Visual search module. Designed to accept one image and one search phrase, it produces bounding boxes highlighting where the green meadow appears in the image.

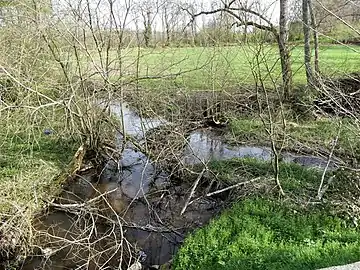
[89,44,360,90]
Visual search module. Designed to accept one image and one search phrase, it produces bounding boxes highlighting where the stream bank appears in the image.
[20,100,349,269]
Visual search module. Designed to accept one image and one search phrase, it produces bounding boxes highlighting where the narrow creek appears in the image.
[108,101,339,201]
[23,101,340,270]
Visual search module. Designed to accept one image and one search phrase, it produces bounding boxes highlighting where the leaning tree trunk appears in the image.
[279,0,293,100]
[302,0,313,86]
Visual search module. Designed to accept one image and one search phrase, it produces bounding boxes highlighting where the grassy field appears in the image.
[89,44,360,90]
[174,159,360,270]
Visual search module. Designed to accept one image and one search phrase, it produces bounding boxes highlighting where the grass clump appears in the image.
[0,131,77,210]
[174,198,360,270]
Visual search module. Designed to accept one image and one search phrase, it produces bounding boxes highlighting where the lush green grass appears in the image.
[227,117,360,160]
[175,158,360,270]
[96,44,360,90]
[174,198,360,270]
[0,111,79,266]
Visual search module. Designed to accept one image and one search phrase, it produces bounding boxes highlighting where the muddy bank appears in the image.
[22,162,222,269]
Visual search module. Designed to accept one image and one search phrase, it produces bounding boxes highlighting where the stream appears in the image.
[107,101,338,199]
[23,101,340,270]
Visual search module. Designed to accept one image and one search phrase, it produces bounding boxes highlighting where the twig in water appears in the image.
[180,168,206,216]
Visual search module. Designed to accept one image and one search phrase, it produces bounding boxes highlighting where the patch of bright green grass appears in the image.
[174,198,360,270]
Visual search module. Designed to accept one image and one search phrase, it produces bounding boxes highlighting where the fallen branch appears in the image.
[180,168,206,216]
[317,128,340,200]
[46,187,119,210]
[317,175,336,201]
[206,177,261,197]
[124,223,184,237]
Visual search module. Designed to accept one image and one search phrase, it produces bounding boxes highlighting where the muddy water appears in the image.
[23,101,341,269]
[105,101,170,199]
[23,168,219,269]
[183,130,273,164]
[122,185,219,267]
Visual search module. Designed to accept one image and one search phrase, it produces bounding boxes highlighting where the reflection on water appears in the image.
[101,147,167,199]
[108,102,167,140]
[105,101,338,199]
[183,130,272,164]
[184,130,338,170]
[102,102,169,198]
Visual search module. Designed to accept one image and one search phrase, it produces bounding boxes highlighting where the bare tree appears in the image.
[162,1,172,45]
[141,6,152,47]
[238,0,256,43]
[309,0,320,76]
[159,0,182,45]
[303,0,313,86]
[279,0,292,99]
[184,0,293,99]
[138,0,160,47]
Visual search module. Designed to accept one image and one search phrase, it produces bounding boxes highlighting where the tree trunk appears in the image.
[308,0,320,77]
[279,0,292,99]
[244,24,248,43]
[302,0,313,86]
[164,6,171,45]
[143,10,152,47]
